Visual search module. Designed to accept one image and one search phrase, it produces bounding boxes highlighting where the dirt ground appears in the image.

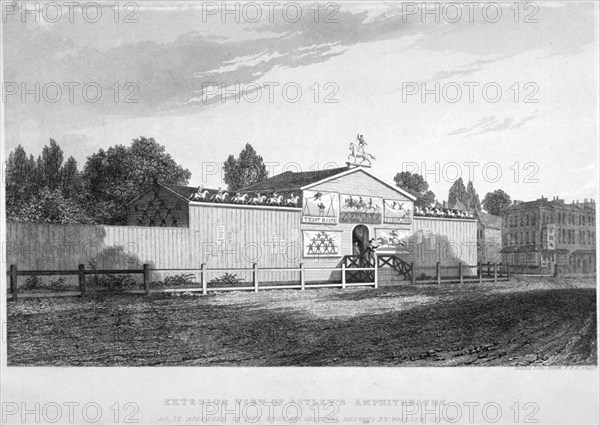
[6,276,597,366]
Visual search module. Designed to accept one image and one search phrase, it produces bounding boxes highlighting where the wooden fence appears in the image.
[6,263,377,301]
[412,261,511,285]
[6,261,552,301]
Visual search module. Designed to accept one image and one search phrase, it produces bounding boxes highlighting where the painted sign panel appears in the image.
[339,194,382,224]
[303,230,342,257]
[375,228,411,250]
[302,190,339,224]
[383,199,413,224]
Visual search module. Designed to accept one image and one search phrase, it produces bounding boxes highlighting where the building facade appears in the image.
[449,200,503,263]
[475,211,502,263]
[501,196,596,273]
[120,164,477,282]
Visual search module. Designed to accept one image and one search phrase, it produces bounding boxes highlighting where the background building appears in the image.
[475,211,503,264]
[449,200,503,264]
[501,196,596,273]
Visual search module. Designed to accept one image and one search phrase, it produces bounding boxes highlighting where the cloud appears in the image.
[448,112,539,136]
[428,56,506,81]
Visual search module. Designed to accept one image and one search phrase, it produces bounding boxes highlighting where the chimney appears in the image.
[443,201,448,209]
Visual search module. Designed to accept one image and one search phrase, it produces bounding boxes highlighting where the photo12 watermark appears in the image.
[401,2,539,24]
[2,1,140,24]
[2,81,139,104]
[401,82,539,104]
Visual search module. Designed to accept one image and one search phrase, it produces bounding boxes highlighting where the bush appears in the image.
[151,273,197,289]
[209,273,245,287]
[20,276,72,292]
[92,274,138,291]
[21,275,42,292]
[47,277,71,291]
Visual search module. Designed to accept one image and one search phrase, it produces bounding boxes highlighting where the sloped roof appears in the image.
[163,184,201,200]
[477,211,503,229]
[241,166,350,191]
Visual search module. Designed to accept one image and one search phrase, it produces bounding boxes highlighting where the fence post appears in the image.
[300,263,305,291]
[10,265,18,302]
[506,263,510,280]
[553,263,558,277]
[411,262,416,285]
[253,263,258,292]
[493,262,498,283]
[143,264,150,296]
[487,261,491,277]
[341,264,346,289]
[78,264,86,297]
[201,263,207,295]
[373,259,378,289]
[458,262,463,284]
[478,262,482,284]
[436,262,441,285]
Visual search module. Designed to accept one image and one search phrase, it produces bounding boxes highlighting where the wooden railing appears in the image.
[6,262,378,301]
[413,262,511,284]
[377,255,413,280]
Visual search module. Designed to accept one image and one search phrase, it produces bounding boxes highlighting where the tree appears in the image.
[82,136,191,224]
[393,171,436,209]
[448,177,467,208]
[466,180,481,211]
[60,156,84,200]
[6,145,37,210]
[10,187,91,224]
[6,142,91,223]
[482,189,511,216]
[223,143,269,191]
[39,139,64,191]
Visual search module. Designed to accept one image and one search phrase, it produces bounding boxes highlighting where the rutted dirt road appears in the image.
[7,276,597,366]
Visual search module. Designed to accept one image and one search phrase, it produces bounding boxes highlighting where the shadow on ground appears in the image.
[7,283,597,366]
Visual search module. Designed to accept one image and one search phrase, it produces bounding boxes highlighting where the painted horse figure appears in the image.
[190,187,209,201]
[212,189,229,203]
[348,141,376,166]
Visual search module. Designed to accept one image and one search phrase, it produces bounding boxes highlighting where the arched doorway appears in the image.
[352,224,369,258]
[352,224,373,272]
[349,225,371,283]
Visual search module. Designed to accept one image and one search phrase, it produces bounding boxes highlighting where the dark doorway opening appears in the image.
[350,225,373,282]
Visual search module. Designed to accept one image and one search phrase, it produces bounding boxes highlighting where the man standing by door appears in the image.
[366,238,380,266]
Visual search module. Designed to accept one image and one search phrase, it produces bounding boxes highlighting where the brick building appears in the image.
[501,196,596,273]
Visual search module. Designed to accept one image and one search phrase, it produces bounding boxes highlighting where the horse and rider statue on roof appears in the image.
[348,133,376,166]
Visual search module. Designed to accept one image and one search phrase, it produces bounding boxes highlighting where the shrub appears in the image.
[151,273,197,288]
[21,275,42,292]
[209,273,245,287]
[20,276,72,292]
[93,274,138,291]
[47,277,71,291]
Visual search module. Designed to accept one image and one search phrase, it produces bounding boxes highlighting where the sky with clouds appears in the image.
[3,1,598,203]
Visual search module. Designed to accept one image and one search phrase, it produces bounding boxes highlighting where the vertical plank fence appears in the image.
[10,265,18,301]
[78,264,86,297]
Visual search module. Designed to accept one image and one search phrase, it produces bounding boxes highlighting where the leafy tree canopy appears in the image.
[482,189,512,216]
[223,143,268,191]
[393,171,436,209]
[82,136,191,223]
